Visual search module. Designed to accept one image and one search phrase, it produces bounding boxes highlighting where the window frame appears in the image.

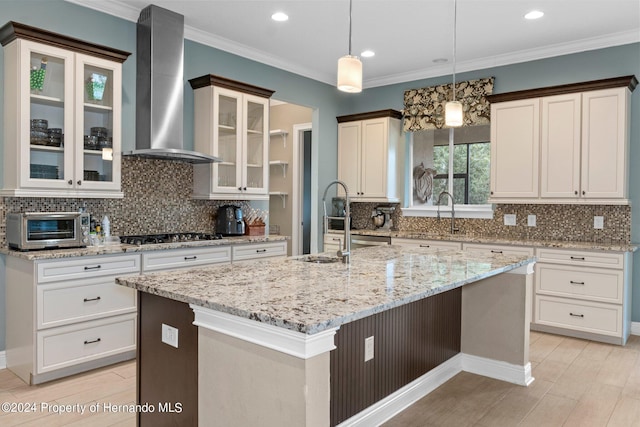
[402,128,494,219]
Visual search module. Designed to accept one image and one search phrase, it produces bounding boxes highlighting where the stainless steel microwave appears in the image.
[7,212,90,250]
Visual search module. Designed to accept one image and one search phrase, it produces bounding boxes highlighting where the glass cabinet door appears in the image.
[243,95,269,194]
[75,54,121,190]
[23,41,74,189]
[213,89,242,193]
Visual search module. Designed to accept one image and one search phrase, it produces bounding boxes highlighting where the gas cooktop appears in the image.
[119,232,224,245]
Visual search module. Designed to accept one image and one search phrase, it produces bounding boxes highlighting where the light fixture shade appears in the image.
[337,55,362,93]
[445,100,463,127]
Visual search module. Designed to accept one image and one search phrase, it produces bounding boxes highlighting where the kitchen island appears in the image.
[116,245,535,426]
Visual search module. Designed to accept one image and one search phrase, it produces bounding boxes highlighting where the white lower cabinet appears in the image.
[6,253,140,384]
[462,242,535,258]
[142,245,231,272]
[37,313,136,374]
[392,237,462,251]
[232,240,287,263]
[531,248,632,345]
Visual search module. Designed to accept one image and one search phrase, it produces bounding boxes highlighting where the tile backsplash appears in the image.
[352,202,631,244]
[1,158,250,245]
[1,158,632,246]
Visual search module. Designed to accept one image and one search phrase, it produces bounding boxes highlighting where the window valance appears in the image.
[402,77,494,132]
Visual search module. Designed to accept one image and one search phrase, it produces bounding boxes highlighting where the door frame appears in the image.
[292,122,312,256]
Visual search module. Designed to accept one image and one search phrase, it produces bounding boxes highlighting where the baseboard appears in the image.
[632,321,640,336]
[461,353,534,386]
[337,354,463,426]
[0,351,6,370]
[337,352,533,426]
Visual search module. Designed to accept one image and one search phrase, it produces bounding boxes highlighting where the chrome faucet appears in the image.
[437,191,459,234]
[322,180,351,263]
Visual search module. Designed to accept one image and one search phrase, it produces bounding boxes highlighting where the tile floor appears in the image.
[0,331,638,426]
[383,331,640,427]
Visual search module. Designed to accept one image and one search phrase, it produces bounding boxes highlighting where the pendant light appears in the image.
[337,0,362,93]
[445,0,463,127]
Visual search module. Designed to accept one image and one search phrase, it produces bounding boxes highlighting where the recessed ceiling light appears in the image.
[524,10,544,20]
[271,12,289,22]
[433,58,448,63]
[361,50,375,58]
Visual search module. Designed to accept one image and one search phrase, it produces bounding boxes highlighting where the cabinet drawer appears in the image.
[536,263,623,303]
[37,313,136,373]
[535,296,621,337]
[392,238,462,251]
[142,246,231,272]
[37,254,140,284]
[535,248,623,269]
[232,241,287,262]
[37,278,136,329]
[463,243,534,257]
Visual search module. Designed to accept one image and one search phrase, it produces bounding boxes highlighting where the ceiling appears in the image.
[67,0,640,89]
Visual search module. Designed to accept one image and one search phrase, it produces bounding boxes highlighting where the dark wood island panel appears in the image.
[137,292,198,426]
[330,288,462,426]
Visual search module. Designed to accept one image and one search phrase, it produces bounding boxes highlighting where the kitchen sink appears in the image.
[297,255,341,264]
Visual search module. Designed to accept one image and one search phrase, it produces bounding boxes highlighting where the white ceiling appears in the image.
[67,0,640,89]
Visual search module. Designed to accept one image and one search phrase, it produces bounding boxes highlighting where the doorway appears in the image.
[289,122,313,255]
[299,129,311,255]
[268,102,313,256]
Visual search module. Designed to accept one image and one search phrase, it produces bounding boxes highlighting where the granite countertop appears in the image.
[339,229,638,252]
[0,235,289,261]
[116,245,534,335]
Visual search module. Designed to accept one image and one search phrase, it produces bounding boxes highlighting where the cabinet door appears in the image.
[540,94,581,198]
[490,99,540,199]
[243,94,269,195]
[75,53,122,192]
[581,88,628,199]
[360,118,388,198]
[211,87,242,194]
[337,121,361,197]
[18,40,75,190]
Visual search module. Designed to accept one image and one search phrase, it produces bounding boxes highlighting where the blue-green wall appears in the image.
[0,1,639,352]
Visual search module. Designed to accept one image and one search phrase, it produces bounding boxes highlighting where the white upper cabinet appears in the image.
[581,88,629,199]
[490,98,540,199]
[0,22,130,198]
[190,74,274,200]
[337,110,403,202]
[488,76,635,204]
[540,93,582,199]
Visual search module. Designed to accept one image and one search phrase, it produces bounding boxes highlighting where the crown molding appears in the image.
[65,0,639,89]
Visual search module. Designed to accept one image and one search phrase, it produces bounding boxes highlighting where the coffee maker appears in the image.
[216,205,245,236]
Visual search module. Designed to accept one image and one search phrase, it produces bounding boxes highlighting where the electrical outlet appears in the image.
[364,336,374,362]
[594,216,604,230]
[528,215,536,227]
[162,323,179,348]
[504,214,516,226]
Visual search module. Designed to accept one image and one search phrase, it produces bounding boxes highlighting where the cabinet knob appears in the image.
[77,180,82,186]
[238,187,242,191]
[68,180,73,185]
[490,191,494,195]
[243,187,247,191]
[582,190,585,195]
[574,191,578,195]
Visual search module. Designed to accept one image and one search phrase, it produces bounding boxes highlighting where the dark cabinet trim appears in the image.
[487,75,637,103]
[0,21,131,63]
[337,109,403,123]
[188,74,275,98]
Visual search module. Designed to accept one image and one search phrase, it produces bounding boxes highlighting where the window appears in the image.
[404,125,493,218]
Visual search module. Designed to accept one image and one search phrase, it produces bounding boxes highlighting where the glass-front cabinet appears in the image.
[190,74,273,200]
[0,22,130,198]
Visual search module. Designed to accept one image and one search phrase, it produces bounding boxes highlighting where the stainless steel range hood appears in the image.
[125,4,220,164]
